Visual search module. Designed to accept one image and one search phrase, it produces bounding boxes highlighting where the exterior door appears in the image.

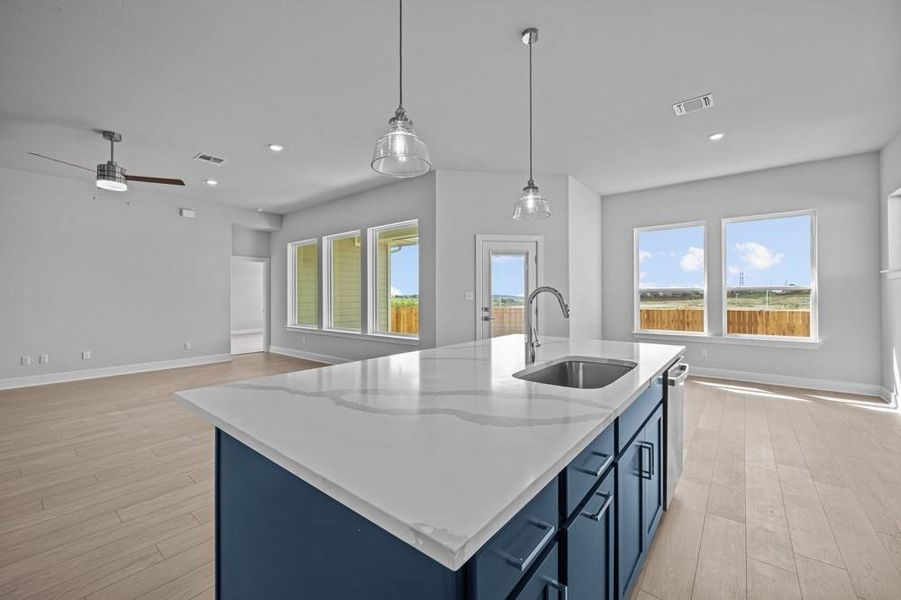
[477,240,538,340]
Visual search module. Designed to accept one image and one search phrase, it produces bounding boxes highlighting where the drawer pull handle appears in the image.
[499,518,556,572]
[638,442,654,480]
[544,577,568,599]
[580,491,613,522]
[574,450,612,478]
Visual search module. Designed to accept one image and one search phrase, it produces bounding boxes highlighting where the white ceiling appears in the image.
[1,0,899,214]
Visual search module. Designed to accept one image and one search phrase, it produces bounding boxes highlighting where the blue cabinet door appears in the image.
[642,406,664,545]
[566,468,615,599]
[511,544,566,599]
[617,437,645,600]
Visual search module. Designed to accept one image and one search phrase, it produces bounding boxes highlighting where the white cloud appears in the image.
[680,247,704,272]
[639,271,648,280]
[735,242,784,270]
[727,265,741,275]
[391,286,402,296]
[638,250,652,263]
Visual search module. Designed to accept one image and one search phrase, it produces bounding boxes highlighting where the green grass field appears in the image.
[640,288,811,310]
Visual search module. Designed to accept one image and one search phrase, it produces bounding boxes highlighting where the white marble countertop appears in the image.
[175,335,684,571]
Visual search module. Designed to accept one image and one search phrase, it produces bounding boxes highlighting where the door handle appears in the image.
[574,451,613,478]
[498,518,555,572]
[580,491,613,522]
[638,442,654,480]
[544,577,568,599]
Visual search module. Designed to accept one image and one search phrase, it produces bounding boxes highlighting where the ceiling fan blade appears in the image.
[125,175,186,186]
[28,152,95,173]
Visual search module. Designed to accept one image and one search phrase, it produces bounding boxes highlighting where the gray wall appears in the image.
[602,153,883,388]
[567,176,603,339]
[881,131,901,399]
[232,224,271,257]
[0,166,279,381]
[269,174,436,362]
[434,170,571,346]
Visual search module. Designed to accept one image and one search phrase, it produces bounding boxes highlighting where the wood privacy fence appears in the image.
[390,305,526,336]
[490,306,525,336]
[390,305,420,335]
[640,308,810,337]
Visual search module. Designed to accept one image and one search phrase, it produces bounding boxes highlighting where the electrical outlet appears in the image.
[700,348,708,359]
[464,291,474,301]
[20,355,31,366]
[300,336,306,344]
[39,354,49,364]
[184,342,191,351]
[82,350,91,360]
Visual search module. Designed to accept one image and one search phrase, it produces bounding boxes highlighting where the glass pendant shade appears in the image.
[371,110,431,178]
[513,183,550,221]
[96,161,128,192]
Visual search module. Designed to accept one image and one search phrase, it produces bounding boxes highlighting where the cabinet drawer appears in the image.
[562,424,614,520]
[469,480,559,600]
[511,543,564,599]
[617,378,664,453]
[564,468,615,600]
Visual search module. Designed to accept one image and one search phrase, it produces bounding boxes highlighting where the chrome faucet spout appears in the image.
[525,286,570,366]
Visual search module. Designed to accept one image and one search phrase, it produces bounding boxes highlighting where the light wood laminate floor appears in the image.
[1,359,899,599]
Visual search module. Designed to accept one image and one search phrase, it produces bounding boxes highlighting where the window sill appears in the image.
[631,330,822,349]
[285,326,421,346]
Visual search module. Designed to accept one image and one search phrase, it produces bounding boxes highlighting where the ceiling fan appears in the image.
[29,130,185,192]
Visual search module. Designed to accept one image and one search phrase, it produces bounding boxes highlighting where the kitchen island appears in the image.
[175,335,684,599]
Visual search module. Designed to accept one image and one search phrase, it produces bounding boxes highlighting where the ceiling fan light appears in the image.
[513,184,550,221]
[371,111,431,178]
[96,162,128,192]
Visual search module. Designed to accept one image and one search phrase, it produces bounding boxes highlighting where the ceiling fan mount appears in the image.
[29,130,185,192]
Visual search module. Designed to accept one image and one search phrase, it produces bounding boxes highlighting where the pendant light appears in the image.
[370,0,431,178]
[513,28,550,221]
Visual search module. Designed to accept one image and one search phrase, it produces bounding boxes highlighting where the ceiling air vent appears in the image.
[672,94,713,116]
[192,152,228,166]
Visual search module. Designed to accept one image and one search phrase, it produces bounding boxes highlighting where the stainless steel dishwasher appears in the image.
[666,360,690,508]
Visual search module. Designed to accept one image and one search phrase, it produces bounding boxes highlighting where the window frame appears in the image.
[286,238,319,330]
[321,229,363,333]
[633,220,709,335]
[367,219,420,340]
[721,209,818,341]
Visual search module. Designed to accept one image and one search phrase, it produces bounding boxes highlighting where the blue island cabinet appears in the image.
[215,371,671,600]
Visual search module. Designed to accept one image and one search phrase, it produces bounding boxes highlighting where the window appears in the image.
[635,223,706,333]
[369,220,419,337]
[723,212,816,339]
[287,239,318,328]
[324,231,362,332]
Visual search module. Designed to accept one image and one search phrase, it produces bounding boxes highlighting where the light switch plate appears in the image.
[82,350,91,360]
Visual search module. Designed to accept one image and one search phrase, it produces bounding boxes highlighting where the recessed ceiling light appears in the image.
[268,144,285,152]
[708,132,726,141]
[205,179,219,186]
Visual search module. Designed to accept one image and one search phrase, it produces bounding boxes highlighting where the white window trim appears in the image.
[721,209,818,342]
[286,238,319,329]
[633,221,709,335]
[367,219,420,340]
[322,229,363,333]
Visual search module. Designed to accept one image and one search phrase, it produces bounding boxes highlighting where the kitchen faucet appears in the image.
[525,286,570,366]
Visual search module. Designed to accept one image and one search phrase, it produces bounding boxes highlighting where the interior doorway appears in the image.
[230,256,269,354]
[475,235,542,340]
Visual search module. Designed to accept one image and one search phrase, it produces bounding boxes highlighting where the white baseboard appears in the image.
[269,345,348,365]
[0,354,232,391]
[690,366,893,403]
[230,329,264,336]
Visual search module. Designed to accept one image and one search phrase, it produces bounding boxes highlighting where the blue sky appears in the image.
[638,216,812,289]
[724,215,811,287]
[638,226,706,289]
[491,254,526,296]
[389,244,419,296]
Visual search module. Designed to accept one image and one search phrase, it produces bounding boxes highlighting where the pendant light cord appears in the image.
[398,0,403,110]
[528,35,533,185]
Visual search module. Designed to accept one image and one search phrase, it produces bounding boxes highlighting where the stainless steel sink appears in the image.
[513,356,637,389]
